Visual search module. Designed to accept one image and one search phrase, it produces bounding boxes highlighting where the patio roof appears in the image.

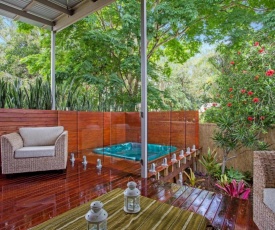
[0,0,115,32]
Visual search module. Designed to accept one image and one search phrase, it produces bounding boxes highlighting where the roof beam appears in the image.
[0,2,54,26]
[53,0,115,32]
[34,0,74,16]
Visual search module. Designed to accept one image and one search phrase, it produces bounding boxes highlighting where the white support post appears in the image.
[141,0,148,178]
[51,30,56,110]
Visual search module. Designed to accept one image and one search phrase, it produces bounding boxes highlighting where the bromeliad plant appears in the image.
[183,168,205,188]
[199,148,222,179]
[215,178,251,200]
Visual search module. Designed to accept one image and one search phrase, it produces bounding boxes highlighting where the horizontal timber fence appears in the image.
[0,109,199,164]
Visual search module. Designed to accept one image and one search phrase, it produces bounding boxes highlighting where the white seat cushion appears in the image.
[263,188,275,213]
[19,126,64,147]
[15,146,55,158]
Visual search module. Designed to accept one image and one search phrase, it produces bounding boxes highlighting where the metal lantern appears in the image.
[124,181,141,213]
[85,201,108,230]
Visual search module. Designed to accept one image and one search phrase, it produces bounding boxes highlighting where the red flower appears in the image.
[247,116,254,121]
[240,89,246,94]
[247,91,253,96]
[230,61,235,65]
[266,69,275,76]
[229,88,233,92]
[260,116,265,120]
[212,103,217,107]
[253,98,260,103]
[254,42,260,46]
[227,103,232,107]
[259,48,265,53]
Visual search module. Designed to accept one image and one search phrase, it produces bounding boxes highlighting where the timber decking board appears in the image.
[204,193,224,222]
[211,194,232,229]
[221,196,240,229]
[0,156,258,230]
[179,187,203,210]
[188,189,209,213]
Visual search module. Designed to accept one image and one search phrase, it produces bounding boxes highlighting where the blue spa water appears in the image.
[93,142,177,161]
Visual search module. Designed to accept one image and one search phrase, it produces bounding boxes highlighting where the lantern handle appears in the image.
[127,176,136,183]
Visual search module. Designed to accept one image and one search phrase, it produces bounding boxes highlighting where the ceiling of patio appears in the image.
[0,0,115,32]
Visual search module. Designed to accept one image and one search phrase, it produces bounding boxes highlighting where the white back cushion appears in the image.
[19,126,64,147]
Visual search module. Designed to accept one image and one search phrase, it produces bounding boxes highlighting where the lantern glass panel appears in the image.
[127,197,134,211]
[135,196,140,210]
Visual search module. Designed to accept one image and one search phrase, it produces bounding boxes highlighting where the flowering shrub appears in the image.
[203,36,275,173]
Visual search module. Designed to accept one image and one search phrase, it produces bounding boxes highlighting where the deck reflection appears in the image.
[0,157,258,230]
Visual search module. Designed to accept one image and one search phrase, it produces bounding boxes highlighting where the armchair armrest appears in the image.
[1,133,23,169]
[1,132,23,154]
[54,131,68,161]
[253,151,275,229]
[254,151,275,190]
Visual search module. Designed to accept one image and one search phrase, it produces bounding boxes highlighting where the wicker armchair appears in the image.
[253,151,275,230]
[1,127,68,174]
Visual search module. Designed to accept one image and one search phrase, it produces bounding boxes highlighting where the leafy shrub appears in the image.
[225,167,245,182]
[202,36,275,174]
[7,78,25,108]
[183,168,205,188]
[0,78,8,108]
[199,148,222,178]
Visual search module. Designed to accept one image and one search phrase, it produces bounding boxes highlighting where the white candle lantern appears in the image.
[192,145,196,151]
[85,201,108,230]
[124,181,141,213]
[179,150,184,157]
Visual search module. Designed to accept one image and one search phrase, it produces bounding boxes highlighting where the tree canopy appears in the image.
[0,0,275,111]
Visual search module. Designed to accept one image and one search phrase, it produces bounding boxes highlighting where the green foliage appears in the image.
[225,167,245,182]
[202,32,275,173]
[0,77,52,110]
[24,78,52,110]
[199,148,221,178]
[0,78,8,108]
[218,174,230,187]
[3,0,272,111]
[242,171,253,184]
[1,1,275,111]
[7,78,25,108]
[183,168,205,187]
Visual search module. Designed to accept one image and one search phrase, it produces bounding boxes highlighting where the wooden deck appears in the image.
[0,154,258,230]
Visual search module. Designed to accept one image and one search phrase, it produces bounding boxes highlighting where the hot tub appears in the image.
[93,142,177,161]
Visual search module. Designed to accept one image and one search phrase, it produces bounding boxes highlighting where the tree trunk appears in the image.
[221,149,228,174]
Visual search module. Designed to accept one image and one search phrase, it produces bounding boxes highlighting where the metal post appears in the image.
[141,0,147,178]
[51,30,56,110]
